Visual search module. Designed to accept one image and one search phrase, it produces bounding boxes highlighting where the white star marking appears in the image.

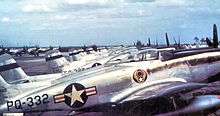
[65,85,84,106]
[138,77,145,82]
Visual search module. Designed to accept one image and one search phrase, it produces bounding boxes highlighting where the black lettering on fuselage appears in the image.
[7,101,13,111]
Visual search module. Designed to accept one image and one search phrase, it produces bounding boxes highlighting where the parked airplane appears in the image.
[45,47,138,73]
[45,45,220,75]
[1,49,220,115]
[0,53,63,84]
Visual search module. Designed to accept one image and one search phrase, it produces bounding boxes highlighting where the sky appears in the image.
[0,0,220,47]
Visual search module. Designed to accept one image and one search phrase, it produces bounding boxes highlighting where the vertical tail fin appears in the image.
[206,37,213,47]
[45,50,70,73]
[213,24,219,48]
[155,38,158,47]
[178,36,181,47]
[206,24,219,48]
[165,33,170,47]
[0,53,28,83]
[173,37,177,45]
[148,38,151,46]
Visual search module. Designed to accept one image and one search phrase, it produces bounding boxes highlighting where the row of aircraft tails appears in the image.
[0,24,220,115]
[1,24,219,57]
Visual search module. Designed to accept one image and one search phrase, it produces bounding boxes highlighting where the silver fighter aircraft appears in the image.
[0,53,63,84]
[1,50,220,116]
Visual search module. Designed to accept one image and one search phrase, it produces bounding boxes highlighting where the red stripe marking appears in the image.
[85,88,96,93]
[85,86,97,96]
[55,98,65,103]
[54,95,64,99]
[54,94,65,103]
[86,91,97,96]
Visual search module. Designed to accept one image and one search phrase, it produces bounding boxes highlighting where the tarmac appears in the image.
[15,56,51,76]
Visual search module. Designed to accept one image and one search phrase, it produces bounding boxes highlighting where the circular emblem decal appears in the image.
[133,69,148,83]
[63,83,88,108]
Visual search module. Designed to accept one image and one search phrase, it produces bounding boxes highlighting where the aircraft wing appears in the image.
[118,82,206,103]
[76,81,209,115]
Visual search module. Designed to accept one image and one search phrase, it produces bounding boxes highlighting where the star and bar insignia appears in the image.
[54,83,97,108]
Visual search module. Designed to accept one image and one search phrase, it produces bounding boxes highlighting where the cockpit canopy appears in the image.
[136,49,159,61]
[106,48,175,65]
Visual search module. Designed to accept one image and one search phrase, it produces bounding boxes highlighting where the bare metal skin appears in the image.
[1,51,220,115]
